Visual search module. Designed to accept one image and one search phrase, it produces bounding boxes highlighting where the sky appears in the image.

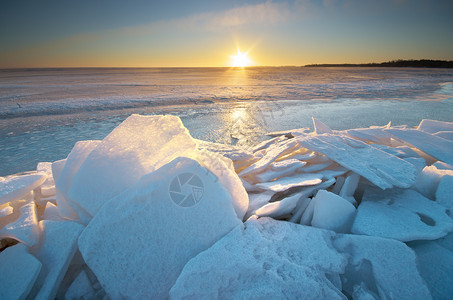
[1,0,452,68]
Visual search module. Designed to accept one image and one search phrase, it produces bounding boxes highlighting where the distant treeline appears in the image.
[305,59,453,68]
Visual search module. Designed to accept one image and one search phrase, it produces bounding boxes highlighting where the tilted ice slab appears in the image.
[386,128,453,165]
[334,234,431,300]
[170,217,347,299]
[28,220,84,300]
[79,157,241,299]
[0,243,42,300]
[255,173,323,192]
[239,139,298,177]
[0,173,47,206]
[352,188,453,242]
[68,114,198,221]
[56,140,101,221]
[417,119,453,134]
[296,134,418,189]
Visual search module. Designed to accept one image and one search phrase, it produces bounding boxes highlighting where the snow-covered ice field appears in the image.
[1,67,453,298]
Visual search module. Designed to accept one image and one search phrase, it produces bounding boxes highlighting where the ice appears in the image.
[310,190,356,233]
[55,140,101,220]
[409,238,453,299]
[433,130,453,140]
[255,173,323,192]
[51,159,67,183]
[299,178,338,225]
[0,173,47,206]
[196,139,258,172]
[0,243,42,300]
[252,135,287,152]
[170,217,347,299]
[255,192,301,218]
[194,150,249,220]
[0,205,13,218]
[299,161,333,173]
[37,162,56,197]
[436,175,453,215]
[43,202,65,221]
[64,270,96,300]
[433,161,453,170]
[339,172,360,205]
[413,165,453,199]
[0,201,39,246]
[334,234,431,299]
[28,220,84,300]
[245,191,275,219]
[386,128,453,165]
[417,119,453,134]
[239,139,298,177]
[253,159,306,183]
[78,157,241,299]
[296,134,418,189]
[352,188,453,241]
[266,127,311,137]
[345,128,393,145]
[313,117,333,134]
[68,114,198,221]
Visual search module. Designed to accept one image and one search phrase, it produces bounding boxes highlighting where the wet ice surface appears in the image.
[1,67,453,176]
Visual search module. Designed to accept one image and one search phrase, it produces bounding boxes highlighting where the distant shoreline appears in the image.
[304,59,453,68]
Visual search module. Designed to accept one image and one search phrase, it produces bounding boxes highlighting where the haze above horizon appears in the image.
[1,0,452,68]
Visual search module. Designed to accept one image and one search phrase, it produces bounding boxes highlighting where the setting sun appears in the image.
[231,49,252,68]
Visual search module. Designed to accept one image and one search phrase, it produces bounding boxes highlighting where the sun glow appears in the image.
[230,49,251,68]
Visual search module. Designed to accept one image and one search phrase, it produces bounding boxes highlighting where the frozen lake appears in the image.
[1,67,453,176]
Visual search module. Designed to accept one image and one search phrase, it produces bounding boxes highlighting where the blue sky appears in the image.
[1,0,452,67]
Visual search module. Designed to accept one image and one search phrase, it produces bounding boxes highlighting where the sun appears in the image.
[231,49,251,68]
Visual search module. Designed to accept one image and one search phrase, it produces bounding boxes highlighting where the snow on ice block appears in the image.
[0,243,42,300]
[68,114,198,221]
[386,128,453,165]
[78,157,241,299]
[296,134,418,189]
[413,165,453,199]
[436,175,453,215]
[334,234,431,300]
[0,173,47,206]
[170,217,347,299]
[28,220,84,300]
[0,201,39,246]
[255,173,323,192]
[417,119,453,134]
[311,190,356,233]
[55,140,101,220]
[409,239,453,299]
[352,188,453,242]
